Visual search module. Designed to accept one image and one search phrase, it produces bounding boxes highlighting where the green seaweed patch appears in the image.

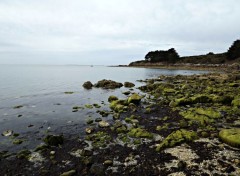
[127,93,142,105]
[17,150,31,159]
[85,131,112,148]
[64,91,74,94]
[85,104,94,109]
[232,98,240,107]
[13,139,24,145]
[156,129,198,152]
[219,128,240,148]
[108,95,118,102]
[128,128,153,139]
[13,105,24,109]
[156,124,169,131]
[180,108,221,125]
[109,100,128,112]
[72,106,84,110]
[93,104,101,108]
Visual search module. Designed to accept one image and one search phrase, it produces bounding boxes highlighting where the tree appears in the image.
[227,40,240,60]
[145,48,179,63]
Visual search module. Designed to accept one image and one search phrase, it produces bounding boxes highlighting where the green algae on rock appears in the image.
[108,95,119,102]
[127,93,142,104]
[156,129,198,152]
[128,128,153,139]
[94,79,123,89]
[219,128,240,148]
[124,81,135,88]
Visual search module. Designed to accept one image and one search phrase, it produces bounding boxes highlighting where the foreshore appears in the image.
[1,71,240,175]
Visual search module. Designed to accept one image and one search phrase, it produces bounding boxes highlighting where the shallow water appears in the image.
[0,65,208,151]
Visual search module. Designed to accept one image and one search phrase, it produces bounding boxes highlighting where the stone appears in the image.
[108,95,118,102]
[124,82,135,88]
[99,121,110,128]
[127,93,142,104]
[90,163,104,175]
[60,170,76,176]
[94,79,123,89]
[83,81,93,89]
[85,127,94,134]
[103,160,113,166]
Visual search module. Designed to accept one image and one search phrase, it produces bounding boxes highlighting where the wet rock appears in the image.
[95,117,102,122]
[17,150,31,159]
[85,127,94,134]
[85,104,93,109]
[13,105,23,109]
[90,163,104,175]
[60,170,76,176]
[2,130,13,137]
[122,91,131,95]
[86,119,94,124]
[43,135,64,146]
[124,82,135,88]
[109,100,128,112]
[94,79,123,89]
[83,81,93,89]
[108,95,118,102]
[99,121,110,128]
[104,160,113,166]
[127,93,141,104]
[13,139,23,145]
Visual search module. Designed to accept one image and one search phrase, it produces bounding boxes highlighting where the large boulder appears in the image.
[94,79,123,89]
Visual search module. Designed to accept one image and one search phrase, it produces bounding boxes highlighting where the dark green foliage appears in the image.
[145,48,180,63]
[227,40,240,60]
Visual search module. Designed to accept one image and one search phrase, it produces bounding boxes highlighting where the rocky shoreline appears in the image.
[1,72,240,175]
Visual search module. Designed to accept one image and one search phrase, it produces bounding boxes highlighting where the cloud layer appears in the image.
[0,0,239,64]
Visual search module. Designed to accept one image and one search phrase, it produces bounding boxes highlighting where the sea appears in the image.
[0,65,208,151]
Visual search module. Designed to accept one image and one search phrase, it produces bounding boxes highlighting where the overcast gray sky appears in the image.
[0,0,239,65]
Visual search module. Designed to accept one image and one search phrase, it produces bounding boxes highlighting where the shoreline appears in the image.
[1,71,240,175]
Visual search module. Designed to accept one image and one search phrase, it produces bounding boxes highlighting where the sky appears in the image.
[0,0,239,65]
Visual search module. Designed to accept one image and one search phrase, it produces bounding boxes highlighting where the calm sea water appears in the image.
[0,65,208,151]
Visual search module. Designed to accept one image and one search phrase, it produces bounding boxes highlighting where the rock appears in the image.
[83,81,93,89]
[127,94,141,104]
[219,128,240,148]
[128,128,153,139]
[156,129,198,152]
[90,163,104,175]
[94,79,123,89]
[95,117,102,122]
[124,82,135,88]
[103,160,113,166]
[86,119,94,124]
[85,127,94,134]
[13,139,23,145]
[99,121,110,128]
[2,130,13,137]
[13,105,23,109]
[17,150,31,159]
[108,95,118,102]
[109,100,128,112]
[43,135,64,146]
[60,170,76,176]
[122,91,131,95]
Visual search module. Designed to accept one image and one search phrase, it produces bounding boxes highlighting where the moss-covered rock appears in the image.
[219,128,240,148]
[124,82,135,88]
[43,135,64,146]
[156,129,198,152]
[232,98,240,107]
[109,100,128,112]
[128,128,153,139]
[108,95,118,102]
[94,79,123,89]
[85,104,94,109]
[127,93,141,105]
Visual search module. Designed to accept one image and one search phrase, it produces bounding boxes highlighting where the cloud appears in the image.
[0,0,239,64]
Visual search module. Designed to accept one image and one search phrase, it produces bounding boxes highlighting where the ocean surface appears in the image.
[0,65,208,151]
